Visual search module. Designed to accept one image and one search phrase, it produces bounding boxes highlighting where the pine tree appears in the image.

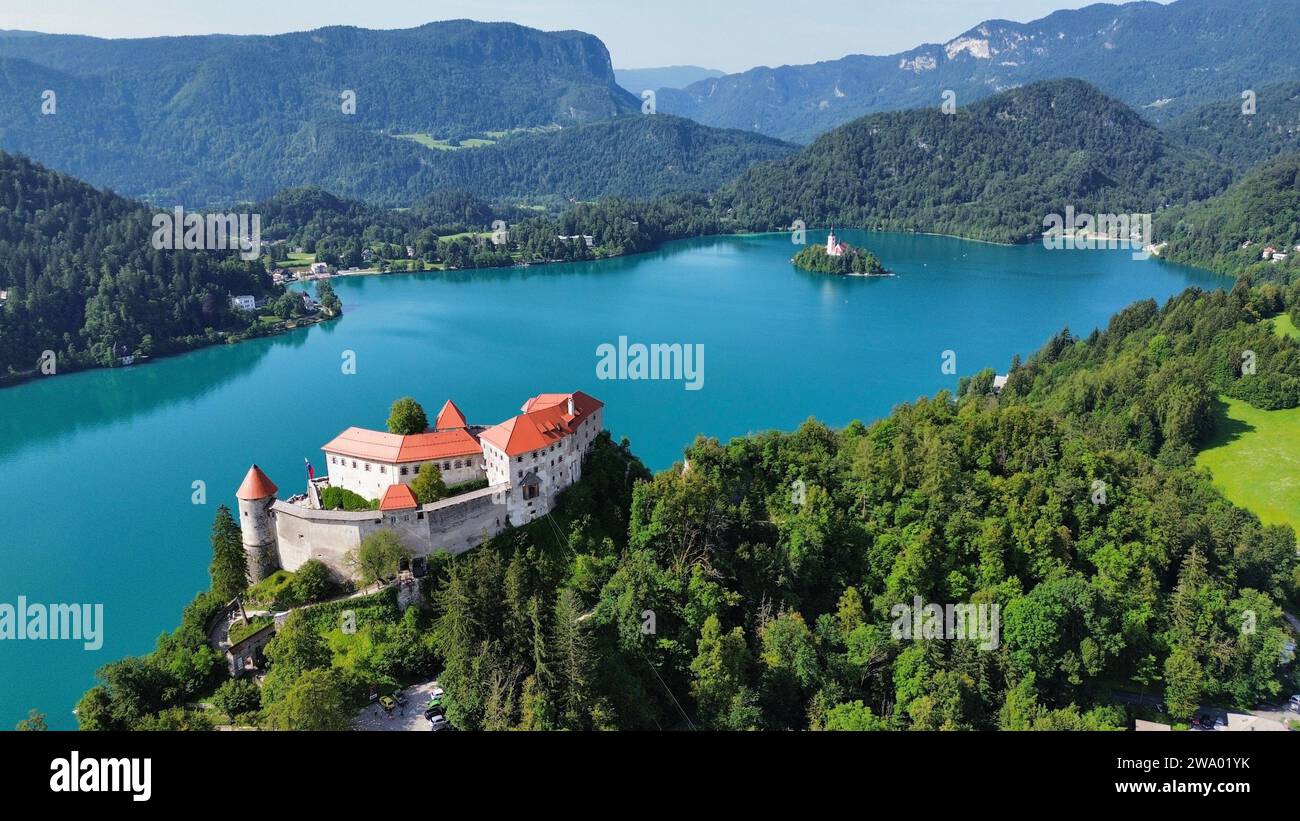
[209,504,248,601]
[550,588,594,729]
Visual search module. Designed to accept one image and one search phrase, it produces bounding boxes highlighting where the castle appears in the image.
[236,391,604,582]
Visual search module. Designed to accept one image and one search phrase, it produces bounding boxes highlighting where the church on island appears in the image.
[825,229,851,257]
[236,391,604,582]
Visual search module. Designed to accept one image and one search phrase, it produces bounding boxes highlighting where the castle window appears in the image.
[365,463,371,472]
[351,460,357,468]
[380,466,387,474]
[400,466,408,476]
[454,460,462,469]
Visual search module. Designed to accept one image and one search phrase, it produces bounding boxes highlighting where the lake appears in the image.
[0,230,1226,728]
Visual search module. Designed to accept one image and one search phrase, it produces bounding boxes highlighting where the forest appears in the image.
[0,152,283,377]
[69,278,1300,731]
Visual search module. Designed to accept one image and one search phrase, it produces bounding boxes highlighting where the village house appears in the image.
[230,294,257,312]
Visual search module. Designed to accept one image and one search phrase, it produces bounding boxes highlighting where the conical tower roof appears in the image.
[236,464,279,500]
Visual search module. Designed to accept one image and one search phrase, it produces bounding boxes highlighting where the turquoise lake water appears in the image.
[0,230,1227,728]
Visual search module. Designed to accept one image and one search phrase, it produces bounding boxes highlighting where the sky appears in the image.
[0,0,1165,73]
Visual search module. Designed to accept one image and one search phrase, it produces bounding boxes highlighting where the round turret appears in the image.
[236,464,280,583]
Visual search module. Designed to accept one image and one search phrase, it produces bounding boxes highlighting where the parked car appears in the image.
[428,712,449,731]
[1287,694,1300,713]
[379,695,396,712]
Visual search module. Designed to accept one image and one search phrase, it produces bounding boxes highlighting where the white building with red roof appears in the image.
[235,391,605,581]
[826,229,851,257]
[479,391,604,524]
[321,423,484,499]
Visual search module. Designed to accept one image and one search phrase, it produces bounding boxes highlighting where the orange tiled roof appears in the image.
[236,464,279,500]
[435,399,468,430]
[379,483,419,511]
[322,427,481,463]
[481,391,603,457]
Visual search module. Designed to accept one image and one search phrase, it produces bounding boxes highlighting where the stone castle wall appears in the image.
[270,484,510,580]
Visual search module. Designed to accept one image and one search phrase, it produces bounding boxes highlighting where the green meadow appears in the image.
[1197,396,1300,536]
[1273,313,1300,341]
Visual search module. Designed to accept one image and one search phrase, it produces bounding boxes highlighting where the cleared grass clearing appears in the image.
[1196,396,1300,536]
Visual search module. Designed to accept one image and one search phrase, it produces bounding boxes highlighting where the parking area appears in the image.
[352,680,443,731]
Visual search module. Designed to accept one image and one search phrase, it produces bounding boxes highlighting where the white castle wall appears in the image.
[271,484,509,580]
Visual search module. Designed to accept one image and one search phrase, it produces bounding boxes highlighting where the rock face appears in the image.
[655,0,1300,143]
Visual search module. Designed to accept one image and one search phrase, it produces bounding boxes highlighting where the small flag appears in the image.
[305,458,315,481]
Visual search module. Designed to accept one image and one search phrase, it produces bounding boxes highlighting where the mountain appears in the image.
[1163,81,1300,175]
[717,79,1231,244]
[1154,152,1300,278]
[0,152,276,376]
[615,65,724,93]
[0,21,640,206]
[657,0,1300,143]
[397,114,795,201]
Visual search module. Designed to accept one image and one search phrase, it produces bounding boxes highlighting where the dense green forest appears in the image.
[1162,81,1300,175]
[387,115,795,201]
[0,21,639,206]
[657,0,1300,142]
[71,279,1300,731]
[716,80,1231,244]
[1154,153,1300,281]
[0,152,285,377]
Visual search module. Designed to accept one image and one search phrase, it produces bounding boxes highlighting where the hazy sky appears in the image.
[0,0,1164,73]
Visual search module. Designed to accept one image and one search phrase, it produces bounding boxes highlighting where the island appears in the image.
[793,230,890,276]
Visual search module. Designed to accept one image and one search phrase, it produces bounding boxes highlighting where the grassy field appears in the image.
[271,252,315,269]
[393,133,496,151]
[1273,313,1300,341]
[1196,396,1300,534]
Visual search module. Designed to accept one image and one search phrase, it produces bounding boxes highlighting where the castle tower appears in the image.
[236,464,280,583]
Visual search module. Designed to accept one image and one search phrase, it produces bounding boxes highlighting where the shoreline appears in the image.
[0,311,341,391]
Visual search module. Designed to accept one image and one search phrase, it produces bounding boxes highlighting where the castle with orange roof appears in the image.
[236,391,604,581]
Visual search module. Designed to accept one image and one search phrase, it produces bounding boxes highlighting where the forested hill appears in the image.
[656,0,1300,143]
[78,281,1300,731]
[718,79,1231,244]
[1155,153,1300,279]
[0,152,272,376]
[1163,81,1300,174]
[0,21,639,206]
[395,115,795,201]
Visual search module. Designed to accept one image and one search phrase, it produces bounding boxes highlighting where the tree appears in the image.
[822,700,888,731]
[551,588,596,729]
[288,559,334,604]
[346,530,409,587]
[1164,646,1204,722]
[690,615,754,729]
[410,461,449,504]
[15,709,47,731]
[264,668,353,730]
[212,678,262,719]
[209,505,248,600]
[261,611,331,704]
[386,397,428,435]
